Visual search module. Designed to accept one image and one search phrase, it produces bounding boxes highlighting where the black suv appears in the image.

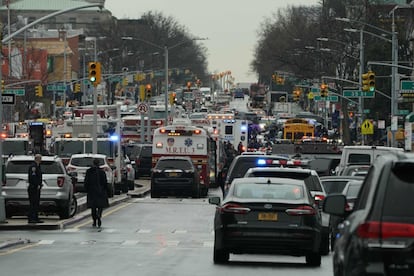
[151,156,201,198]
[324,152,414,275]
[124,143,152,178]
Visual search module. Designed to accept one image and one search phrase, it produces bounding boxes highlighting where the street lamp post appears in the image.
[121,37,206,126]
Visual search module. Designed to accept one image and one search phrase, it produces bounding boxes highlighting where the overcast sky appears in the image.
[104,0,320,84]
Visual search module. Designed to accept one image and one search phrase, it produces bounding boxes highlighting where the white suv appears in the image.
[3,155,77,219]
[244,167,330,255]
[66,153,115,197]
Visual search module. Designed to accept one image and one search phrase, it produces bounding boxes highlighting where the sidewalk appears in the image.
[0,180,150,249]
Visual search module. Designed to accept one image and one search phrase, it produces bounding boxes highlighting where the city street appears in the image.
[0,184,334,276]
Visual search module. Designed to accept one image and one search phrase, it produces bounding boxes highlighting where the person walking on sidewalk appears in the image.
[27,154,43,223]
[84,158,109,228]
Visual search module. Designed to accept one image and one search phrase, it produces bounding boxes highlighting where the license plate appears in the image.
[169,172,178,177]
[258,212,278,221]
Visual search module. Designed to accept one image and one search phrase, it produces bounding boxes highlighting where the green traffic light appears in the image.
[90,76,96,82]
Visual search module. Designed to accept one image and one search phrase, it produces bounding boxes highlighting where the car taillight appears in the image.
[57,177,65,187]
[285,205,316,216]
[357,221,414,239]
[314,194,326,203]
[279,159,287,166]
[219,203,251,214]
[292,160,302,166]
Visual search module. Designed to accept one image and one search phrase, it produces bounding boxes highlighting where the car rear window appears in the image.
[6,161,64,174]
[156,159,192,170]
[348,153,370,164]
[234,182,304,200]
[382,162,414,221]
[322,180,349,194]
[71,157,105,167]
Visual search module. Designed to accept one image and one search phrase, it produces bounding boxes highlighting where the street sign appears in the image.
[401,80,414,91]
[2,93,15,105]
[343,90,375,98]
[398,109,410,115]
[363,109,370,114]
[137,103,148,114]
[361,119,374,135]
[47,84,66,91]
[313,95,338,102]
[310,87,320,93]
[3,88,25,96]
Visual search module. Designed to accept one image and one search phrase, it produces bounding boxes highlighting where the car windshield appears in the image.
[156,159,192,170]
[233,182,304,200]
[6,161,64,174]
[71,157,105,167]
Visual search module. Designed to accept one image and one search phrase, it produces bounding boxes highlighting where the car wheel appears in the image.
[128,180,135,190]
[320,230,330,255]
[69,195,78,218]
[306,252,321,267]
[213,246,229,264]
[58,198,71,219]
[121,182,129,193]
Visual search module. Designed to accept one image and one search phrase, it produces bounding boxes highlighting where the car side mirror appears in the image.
[323,194,347,216]
[208,196,221,205]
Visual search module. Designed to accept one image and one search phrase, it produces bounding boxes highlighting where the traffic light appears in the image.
[74,83,81,93]
[88,61,101,85]
[186,81,192,91]
[362,71,375,92]
[1,80,4,92]
[196,79,201,87]
[293,88,301,102]
[145,84,152,100]
[139,85,146,102]
[122,78,128,86]
[35,85,43,97]
[367,71,375,92]
[320,83,328,97]
[169,92,176,105]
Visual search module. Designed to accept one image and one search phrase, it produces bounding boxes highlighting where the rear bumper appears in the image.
[152,178,197,193]
[216,226,321,255]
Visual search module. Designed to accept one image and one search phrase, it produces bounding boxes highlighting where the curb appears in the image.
[0,238,30,250]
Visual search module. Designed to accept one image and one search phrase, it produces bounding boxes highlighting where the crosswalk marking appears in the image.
[63,228,80,233]
[172,229,187,234]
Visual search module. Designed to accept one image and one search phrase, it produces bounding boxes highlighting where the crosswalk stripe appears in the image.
[122,240,140,246]
[63,228,80,233]
[137,229,152,233]
[173,230,187,234]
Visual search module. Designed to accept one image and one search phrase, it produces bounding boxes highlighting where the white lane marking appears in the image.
[38,240,55,245]
[167,240,179,246]
[137,229,151,233]
[173,230,187,234]
[122,240,140,246]
[63,228,80,233]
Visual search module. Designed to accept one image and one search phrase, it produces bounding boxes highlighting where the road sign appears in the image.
[2,93,15,105]
[3,88,25,96]
[361,119,374,135]
[137,103,148,114]
[310,87,320,93]
[313,95,338,102]
[363,109,370,114]
[401,80,414,91]
[47,84,66,91]
[343,90,375,98]
[398,109,410,115]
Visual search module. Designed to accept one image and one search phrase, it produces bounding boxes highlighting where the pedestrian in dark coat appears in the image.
[27,154,43,223]
[84,158,109,228]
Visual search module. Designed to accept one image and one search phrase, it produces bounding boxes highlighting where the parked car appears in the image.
[324,152,414,275]
[3,155,77,219]
[124,143,152,178]
[66,153,115,197]
[244,166,330,255]
[113,154,135,194]
[151,156,200,198]
[209,177,322,266]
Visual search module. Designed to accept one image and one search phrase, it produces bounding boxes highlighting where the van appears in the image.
[335,145,403,175]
